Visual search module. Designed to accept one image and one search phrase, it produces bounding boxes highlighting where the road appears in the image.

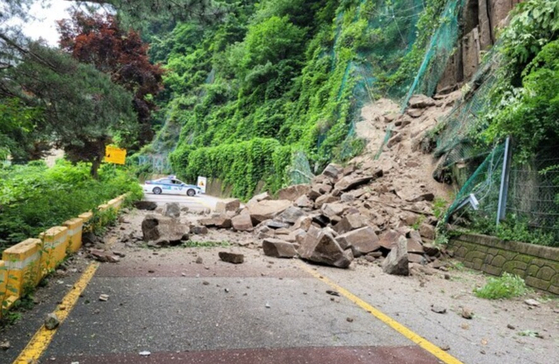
[1,205,557,364]
[142,192,221,211]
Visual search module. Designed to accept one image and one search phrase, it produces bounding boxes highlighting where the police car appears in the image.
[143,176,202,196]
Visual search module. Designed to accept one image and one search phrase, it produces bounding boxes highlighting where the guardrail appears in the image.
[0,194,127,317]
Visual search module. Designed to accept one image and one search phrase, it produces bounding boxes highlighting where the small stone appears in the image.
[461,307,473,319]
[139,351,151,356]
[45,313,60,330]
[444,273,451,280]
[461,323,470,330]
[218,252,244,264]
[440,344,450,351]
[202,281,210,285]
[507,324,516,330]
[265,302,271,308]
[99,294,109,301]
[0,341,10,350]
[524,299,540,307]
[195,256,203,264]
[326,290,340,296]
[148,270,155,273]
[346,317,354,323]
[431,305,446,314]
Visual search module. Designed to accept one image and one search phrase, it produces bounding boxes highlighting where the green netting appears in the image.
[444,142,505,223]
[289,150,314,185]
[329,0,424,159]
[403,0,467,108]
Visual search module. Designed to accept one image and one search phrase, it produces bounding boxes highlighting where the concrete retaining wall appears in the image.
[0,194,127,316]
[450,234,559,295]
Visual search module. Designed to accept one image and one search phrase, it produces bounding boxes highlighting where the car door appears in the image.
[170,179,185,195]
[158,179,173,194]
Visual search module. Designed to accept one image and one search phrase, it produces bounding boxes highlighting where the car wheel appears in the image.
[187,189,196,197]
[153,187,162,195]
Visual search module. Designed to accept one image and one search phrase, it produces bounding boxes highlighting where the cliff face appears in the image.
[438,0,522,92]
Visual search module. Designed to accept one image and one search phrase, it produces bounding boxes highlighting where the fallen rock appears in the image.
[247,192,270,205]
[408,94,436,108]
[199,214,232,229]
[378,229,403,250]
[216,198,241,213]
[231,210,253,231]
[45,313,60,330]
[419,223,436,240]
[88,249,121,263]
[191,225,209,235]
[262,238,298,258]
[141,215,189,244]
[314,193,339,209]
[162,202,181,218]
[246,199,292,224]
[461,307,473,319]
[431,305,447,314]
[335,227,381,257]
[334,170,383,193]
[134,201,157,210]
[381,236,409,275]
[322,164,343,180]
[334,214,369,234]
[277,206,306,224]
[294,194,313,208]
[218,252,244,264]
[524,299,540,307]
[277,184,311,201]
[321,203,346,218]
[298,227,353,268]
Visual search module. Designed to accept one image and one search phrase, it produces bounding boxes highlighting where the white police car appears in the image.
[143,176,202,196]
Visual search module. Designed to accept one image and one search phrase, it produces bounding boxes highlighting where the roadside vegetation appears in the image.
[0,161,142,250]
[474,272,529,300]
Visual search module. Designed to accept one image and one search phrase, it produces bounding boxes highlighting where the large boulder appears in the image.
[294,194,313,209]
[277,184,311,201]
[247,192,270,205]
[247,199,292,224]
[382,236,409,275]
[378,229,403,250]
[216,198,241,213]
[298,226,353,268]
[141,215,189,244]
[322,164,343,180]
[162,202,181,218]
[335,227,380,257]
[321,203,346,218]
[231,210,253,231]
[262,238,298,258]
[314,194,338,209]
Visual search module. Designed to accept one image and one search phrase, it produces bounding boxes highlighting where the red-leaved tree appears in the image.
[58,11,165,147]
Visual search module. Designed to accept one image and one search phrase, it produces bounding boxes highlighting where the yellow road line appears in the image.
[13,262,99,364]
[299,263,464,364]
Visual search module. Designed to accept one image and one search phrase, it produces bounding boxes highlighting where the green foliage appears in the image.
[0,161,142,249]
[182,241,231,248]
[474,272,528,299]
[478,0,559,161]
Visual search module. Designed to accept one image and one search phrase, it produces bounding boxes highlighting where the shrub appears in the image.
[474,272,528,299]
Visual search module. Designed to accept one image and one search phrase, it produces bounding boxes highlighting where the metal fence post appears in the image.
[496,137,512,226]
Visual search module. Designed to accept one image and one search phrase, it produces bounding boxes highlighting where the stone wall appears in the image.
[450,233,559,294]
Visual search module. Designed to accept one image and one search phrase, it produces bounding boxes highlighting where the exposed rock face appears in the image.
[382,236,409,276]
[246,199,292,224]
[298,227,353,268]
[162,202,181,218]
[141,215,188,244]
[262,238,298,258]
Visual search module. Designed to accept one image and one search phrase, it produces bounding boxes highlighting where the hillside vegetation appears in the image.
[141,0,447,199]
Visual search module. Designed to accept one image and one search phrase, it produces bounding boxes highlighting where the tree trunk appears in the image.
[90,156,101,179]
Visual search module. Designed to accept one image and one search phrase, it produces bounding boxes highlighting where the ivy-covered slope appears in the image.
[142,0,446,199]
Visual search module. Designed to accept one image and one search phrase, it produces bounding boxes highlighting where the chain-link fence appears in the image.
[508,145,559,242]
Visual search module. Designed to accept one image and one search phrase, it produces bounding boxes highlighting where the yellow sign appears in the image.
[104,146,127,165]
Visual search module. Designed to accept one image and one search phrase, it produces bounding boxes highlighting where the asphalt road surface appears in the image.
[142,191,220,211]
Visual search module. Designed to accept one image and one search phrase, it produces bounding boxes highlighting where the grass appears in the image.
[474,272,529,299]
[181,241,231,248]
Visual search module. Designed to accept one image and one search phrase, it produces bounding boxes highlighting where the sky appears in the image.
[22,1,73,46]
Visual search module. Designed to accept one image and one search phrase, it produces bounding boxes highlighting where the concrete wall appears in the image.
[450,233,559,294]
[0,194,127,316]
